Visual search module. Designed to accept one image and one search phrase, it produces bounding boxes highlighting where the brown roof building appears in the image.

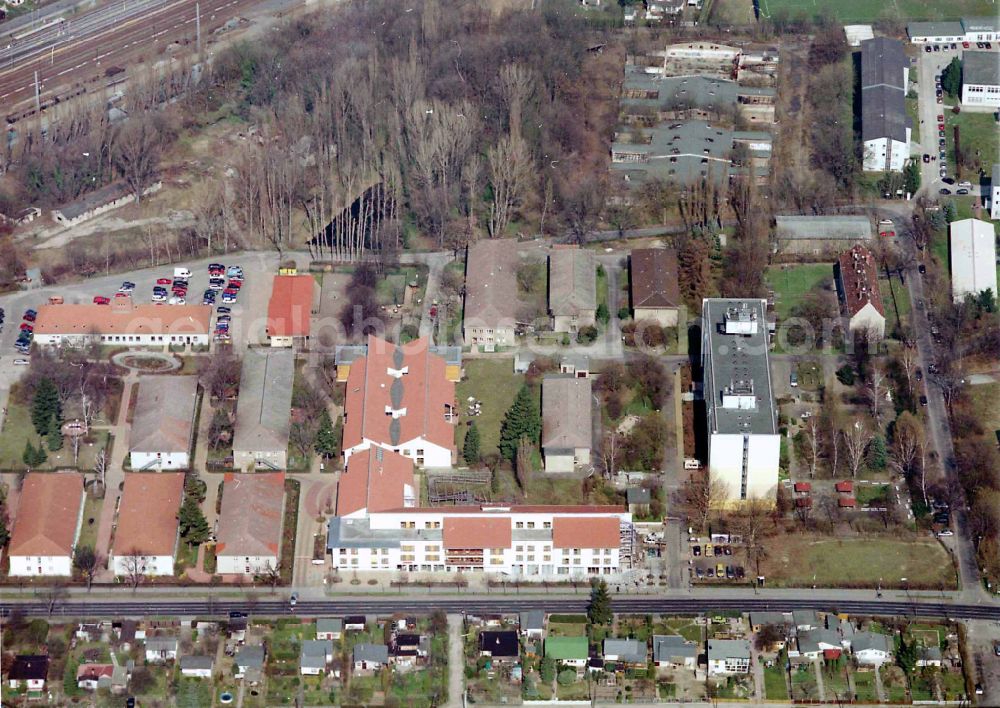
[110,473,184,576]
[630,248,682,326]
[552,516,621,549]
[442,517,513,550]
[9,473,85,576]
[835,244,886,340]
[216,473,285,574]
[463,239,522,348]
[336,446,415,517]
[266,274,316,346]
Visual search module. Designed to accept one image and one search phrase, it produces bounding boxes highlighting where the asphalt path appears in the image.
[5,596,1000,620]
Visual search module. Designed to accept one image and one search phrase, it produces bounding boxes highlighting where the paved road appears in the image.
[445,613,463,708]
[5,594,1000,619]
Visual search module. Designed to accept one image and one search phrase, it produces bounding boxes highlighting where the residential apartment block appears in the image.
[835,244,886,340]
[342,335,457,468]
[702,299,779,505]
[463,239,521,349]
[328,505,632,577]
[8,473,85,576]
[110,473,185,577]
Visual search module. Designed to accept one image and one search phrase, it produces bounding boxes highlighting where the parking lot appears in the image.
[0,251,283,423]
[688,538,747,583]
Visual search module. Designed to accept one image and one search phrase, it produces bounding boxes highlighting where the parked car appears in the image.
[933,45,940,51]
[13,358,29,366]
[693,545,701,556]
[918,264,926,274]
[209,278,225,290]
[920,395,928,407]
[23,309,36,322]
[963,41,970,48]
[925,45,932,52]
[169,297,186,305]
[227,279,242,291]
[208,263,225,274]
[119,281,136,291]
[922,154,930,163]
[939,188,952,195]
[93,296,110,305]
[957,188,969,195]
[227,265,244,278]
[156,278,172,285]
[217,306,232,314]
[217,315,231,323]
[977,42,985,49]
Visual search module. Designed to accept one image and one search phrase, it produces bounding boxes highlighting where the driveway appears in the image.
[914,44,962,193]
[446,613,464,707]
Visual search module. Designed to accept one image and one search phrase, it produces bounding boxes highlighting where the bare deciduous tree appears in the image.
[487,134,532,238]
[866,362,887,424]
[120,549,148,592]
[496,64,535,141]
[802,417,821,478]
[114,117,162,203]
[844,418,873,478]
[678,471,729,530]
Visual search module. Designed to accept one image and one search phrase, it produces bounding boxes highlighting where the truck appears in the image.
[173,267,192,278]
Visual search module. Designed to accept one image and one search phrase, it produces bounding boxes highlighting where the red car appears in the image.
[227,280,242,290]
[937,114,944,121]
[114,292,130,298]
[156,278,172,285]
[962,41,970,49]
[93,296,111,305]
[20,323,33,332]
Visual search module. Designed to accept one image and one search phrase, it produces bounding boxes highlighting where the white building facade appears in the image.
[328,507,632,578]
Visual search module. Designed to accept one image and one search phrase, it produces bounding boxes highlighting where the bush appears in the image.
[557,668,577,686]
[577,325,599,344]
[617,306,631,321]
[836,365,855,386]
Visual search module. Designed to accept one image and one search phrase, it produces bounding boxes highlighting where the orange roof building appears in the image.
[336,446,415,517]
[33,297,212,347]
[9,472,85,577]
[110,473,185,577]
[835,244,886,340]
[342,335,457,468]
[216,473,285,575]
[266,274,315,346]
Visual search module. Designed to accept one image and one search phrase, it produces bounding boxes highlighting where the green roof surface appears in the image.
[545,636,589,660]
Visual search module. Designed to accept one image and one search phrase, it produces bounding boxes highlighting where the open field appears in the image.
[0,401,110,470]
[760,534,958,588]
[710,0,755,24]
[759,0,997,23]
[945,108,999,179]
[766,264,834,321]
[969,382,1000,437]
[455,359,524,459]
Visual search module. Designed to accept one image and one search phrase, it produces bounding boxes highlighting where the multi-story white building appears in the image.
[860,37,911,173]
[707,639,752,676]
[328,505,632,578]
[702,299,779,506]
[110,473,184,577]
[961,51,1000,108]
[342,335,457,468]
[907,17,1000,44]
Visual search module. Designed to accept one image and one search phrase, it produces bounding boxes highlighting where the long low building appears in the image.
[328,505,632,577]
[129,375,199,470]
[907,17,1000,44]
[961,51,1000,108]
[33,297,212,347]
[773,215,873,257]
[950,218,998,302]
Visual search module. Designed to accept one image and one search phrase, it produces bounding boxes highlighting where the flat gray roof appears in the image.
[54,182,131,221]
[964,51,1000,87]
[861,38,909,143]
[907,21,965,38]
[708,638,751,660]
[233,348,294,454]
[621,71,774,114]
[774,215,872,241]
[702,299,776,436]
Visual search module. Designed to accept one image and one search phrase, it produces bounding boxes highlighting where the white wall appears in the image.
[233,449,287,472]
[746,434,780,499]
[544,451,576,473]
[216,554,278,575]
[111,554,175,577]
[709,433,779,503]
[992,185,1000,221]
[848,303,886,340]
[634,308,680,328]
[9,554,73,576]
[344,437,452,468]
[863,138,909,173]
[961,83,1000,108]
[129,451,190,470]
[708,434,744,501]
[35,332,209,347]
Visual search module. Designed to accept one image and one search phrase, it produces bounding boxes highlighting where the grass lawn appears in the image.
[766,264,834,321]
[0,401,110,470]
[969,382,1000,437]
[547,622,588,637]
[795,360,823,391]
[882,665,908,703]
[906,98,921,144]
[789,663,819,701]
[763,665,789,700]
[176,678,213,707]
[710,0,755,24]
[855,483,890,508]
[945,107,999,179]
[939,668,966,700]
[75,493,104,552]
[653,618,703,643]
[557,678,592,700]
[266,675,301,705]
[853,670,878,702]
[822,660,850,701]
[455,359,525,458]
[759,0,996,22]
[880,274,912,338]
[759,534,957,589]
[597,266,609,310]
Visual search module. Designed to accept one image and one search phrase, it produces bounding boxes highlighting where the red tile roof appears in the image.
[835,481,854,494]
[443,517,512,550]
[837,245,885,317]
[552,516,621,549]
[793,482,811,493]
[114,473,184,557]
[337,446,414,516]
[378,504,627,514]
[839,497,857,508]
[823,649,842,660]
[9,473,84,557]
[77,664,114,681]
[266,275,314,338]
[34,301,212,337]
[216,473,285,558]
[343,335,456,455]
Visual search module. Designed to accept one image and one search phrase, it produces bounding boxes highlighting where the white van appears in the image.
[173,267,192,278]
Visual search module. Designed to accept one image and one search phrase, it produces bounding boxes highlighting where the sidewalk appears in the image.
[92,374,136,580]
